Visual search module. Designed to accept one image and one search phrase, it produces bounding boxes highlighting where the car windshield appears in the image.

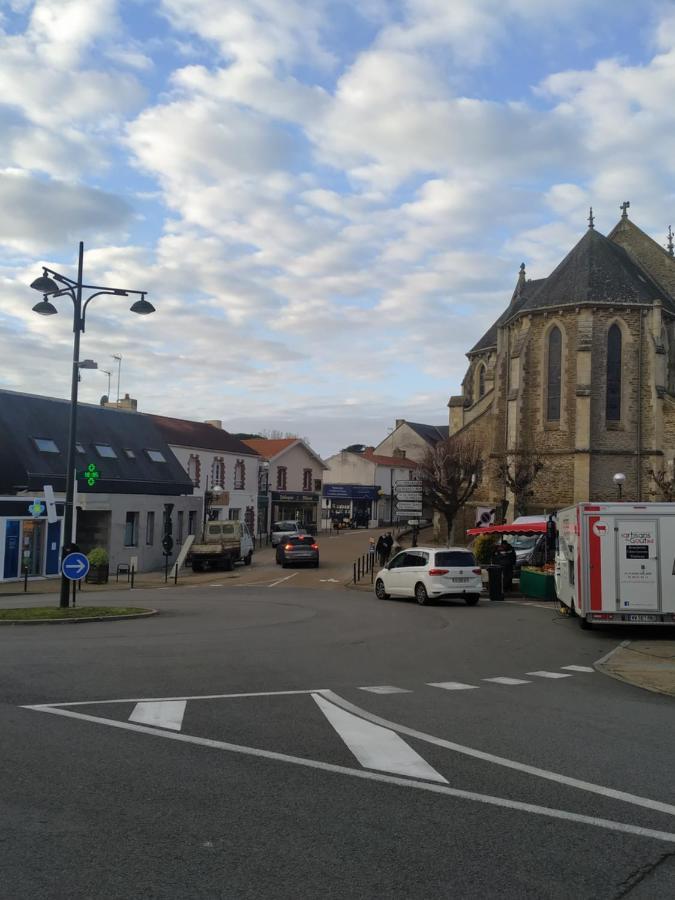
[435,551,475,567]
[273,522,298,531]
[511,535,538,551]
[287,536,314,545]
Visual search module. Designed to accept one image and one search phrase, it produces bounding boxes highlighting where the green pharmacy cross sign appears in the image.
[81,462,101,487]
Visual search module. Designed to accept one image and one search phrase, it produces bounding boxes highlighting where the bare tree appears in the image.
[418,437,483,539]
[649,467,675,502]
[495,452,544,518]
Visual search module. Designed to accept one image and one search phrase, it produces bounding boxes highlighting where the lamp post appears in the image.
[202,479,224,530]
[258,461,270,540]
[613,472,626,500]
[29,241,155,608]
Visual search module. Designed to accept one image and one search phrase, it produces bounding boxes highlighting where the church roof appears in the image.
[513,227,671,315]
[404,422,449,444]
[469,278,544,354]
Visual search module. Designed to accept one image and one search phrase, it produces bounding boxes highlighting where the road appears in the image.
[2,582,675,899]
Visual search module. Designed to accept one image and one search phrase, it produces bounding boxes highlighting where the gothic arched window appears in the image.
[478,364,486,399]
[606,324,622,421]
[547,326,562,421]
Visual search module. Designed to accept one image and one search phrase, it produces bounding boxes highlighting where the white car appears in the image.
[270,520,306,547]
[374,547,483,606]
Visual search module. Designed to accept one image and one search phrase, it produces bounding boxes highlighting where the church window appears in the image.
[478,364,486,399]
[606,324,622,421]
[546,326,562,421]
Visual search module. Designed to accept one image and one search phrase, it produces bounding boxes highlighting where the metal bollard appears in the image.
[23,565,28,593]
[174,564,178,585]
[353,562,357,584]
[130,566,135,589]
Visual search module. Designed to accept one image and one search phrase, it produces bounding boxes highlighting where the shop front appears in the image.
[270,491,320,530]
[322,484,381,528]
[0,496,65,581]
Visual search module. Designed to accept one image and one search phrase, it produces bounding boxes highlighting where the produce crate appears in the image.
[519,567,556,600]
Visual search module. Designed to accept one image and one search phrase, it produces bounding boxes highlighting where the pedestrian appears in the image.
[491,537,516,591]
[390,535,402,561]
[382,532,394,563]
[375,534,387,567]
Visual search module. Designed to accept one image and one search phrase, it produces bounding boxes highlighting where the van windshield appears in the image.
[435,551,475,567]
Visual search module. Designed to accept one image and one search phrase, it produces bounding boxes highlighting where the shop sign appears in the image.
[273,491,320,503]
[323,484,380,500]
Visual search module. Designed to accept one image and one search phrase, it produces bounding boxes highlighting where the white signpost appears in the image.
[394,479,423,520]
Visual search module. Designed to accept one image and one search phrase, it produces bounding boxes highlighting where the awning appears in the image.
[466,522,547,536]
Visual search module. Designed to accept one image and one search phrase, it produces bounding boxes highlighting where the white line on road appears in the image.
[594,640,632,668]
[428,682,479,691]
[128,700,186,731]
[313,693,447,783]
[268,573,298,588]
[561,666,595,673]
[25,704,675,846]
[359,686,411,694]
[483,677,531,685]
[527,671,573,679]
[26,689,320,708]
[318,690,675,820]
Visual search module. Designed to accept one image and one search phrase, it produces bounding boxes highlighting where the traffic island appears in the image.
[596,641,675,697]
[0,606,157,625]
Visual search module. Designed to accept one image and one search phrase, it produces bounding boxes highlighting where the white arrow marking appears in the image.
[66,559,86,575]
[128,700,186,731]
[312,693,447,783]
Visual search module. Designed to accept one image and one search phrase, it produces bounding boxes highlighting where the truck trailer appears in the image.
[555,502,675,628]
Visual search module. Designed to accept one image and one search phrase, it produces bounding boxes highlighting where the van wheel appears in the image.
[415,583,431,605]
[223,557,234,572]
[375,579,389,600]
[244,552,252,566]
[578,615,592,630]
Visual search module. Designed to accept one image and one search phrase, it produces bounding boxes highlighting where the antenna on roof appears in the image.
[620,200,630,219]
[668,225,674,258]
[588,207,594,229]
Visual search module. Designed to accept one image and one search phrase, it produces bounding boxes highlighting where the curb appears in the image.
[594,640,675,698]
[0,608,159,626]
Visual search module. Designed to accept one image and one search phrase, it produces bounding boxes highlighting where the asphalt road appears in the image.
[2,584,675,899]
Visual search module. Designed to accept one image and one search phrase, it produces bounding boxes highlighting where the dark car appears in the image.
[275,534,319,568]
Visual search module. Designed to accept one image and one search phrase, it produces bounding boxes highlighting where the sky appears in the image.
[1,0,675,456]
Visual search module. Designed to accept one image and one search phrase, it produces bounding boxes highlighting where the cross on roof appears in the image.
[668,225,674,258]
[588,207,594,229]
[620,200,630,219]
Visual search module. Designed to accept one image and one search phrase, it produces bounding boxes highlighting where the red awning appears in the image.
[466,522,547,536]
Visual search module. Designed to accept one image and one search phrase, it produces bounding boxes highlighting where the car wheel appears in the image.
[415,582,431,605]
[375,579,390,600]
[464,594,480,606]
[244,552,252,566]
[281,561,288,569]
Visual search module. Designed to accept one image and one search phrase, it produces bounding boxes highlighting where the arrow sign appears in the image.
[395,480,420,489]
[396,501,423,511]
[62,552,90,581]
[395,491,423,501]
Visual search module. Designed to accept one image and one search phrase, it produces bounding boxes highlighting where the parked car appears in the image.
[509,517,548,574]
[276,534,320,568]
[271,520,306,547]
[374,547,482,606]
[188,520,254,571]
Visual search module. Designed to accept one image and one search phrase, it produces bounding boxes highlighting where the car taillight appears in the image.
[311,544,318,550]
[428,568,449,576]
[284,544,293,551]
[472,568,481,575]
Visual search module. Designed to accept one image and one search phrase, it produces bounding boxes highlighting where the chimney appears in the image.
[205,419,223,430]
[101,393,137,411]
[395,419,404,428]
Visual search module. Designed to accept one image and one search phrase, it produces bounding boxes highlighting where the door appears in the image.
[384,551,408,594]
[21,520,45,575]
[45,521,61,575]
[3,521,20,578]
[616,519,660,611]
[389,550,428,597]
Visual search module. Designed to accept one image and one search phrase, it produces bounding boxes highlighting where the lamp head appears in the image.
[30,272,59,294]
[32,296,58,316]
[613,472,626,485]
[130,295,155,315]
[211,484,224,497]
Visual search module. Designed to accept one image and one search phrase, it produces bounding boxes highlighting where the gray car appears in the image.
[275,534,319,568]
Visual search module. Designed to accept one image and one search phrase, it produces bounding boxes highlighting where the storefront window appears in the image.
[21,520,44,575]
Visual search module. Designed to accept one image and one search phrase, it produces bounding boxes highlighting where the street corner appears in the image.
[595,640,675,698]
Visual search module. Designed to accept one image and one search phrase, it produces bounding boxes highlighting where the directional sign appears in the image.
[396,501,424,511]
[395,491,423,501]
[62,552,90,581]
[395,480,420,489]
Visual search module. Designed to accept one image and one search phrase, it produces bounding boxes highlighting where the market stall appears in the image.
[466,520,555,599]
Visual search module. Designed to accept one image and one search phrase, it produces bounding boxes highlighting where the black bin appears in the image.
[487,565,504,602]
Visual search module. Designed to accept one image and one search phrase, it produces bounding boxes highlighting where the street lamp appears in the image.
[29,241,155,608]
[613,472,626,500]
[203,480,223,529]
[258,461,270,539]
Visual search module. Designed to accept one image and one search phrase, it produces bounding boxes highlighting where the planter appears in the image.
[85,564,109,585]
[519,567,556,600]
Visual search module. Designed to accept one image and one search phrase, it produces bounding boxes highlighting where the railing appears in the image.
[353,550,376,584]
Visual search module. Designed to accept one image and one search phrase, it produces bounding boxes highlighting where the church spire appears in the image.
[517,262,526,294]
[668,225,674,258]
[588,207,594,229]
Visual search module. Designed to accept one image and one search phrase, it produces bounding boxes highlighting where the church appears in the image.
[448,203,675,533]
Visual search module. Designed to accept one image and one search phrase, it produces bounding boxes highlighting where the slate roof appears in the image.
[404,422,449,444]
[0,389,193,496]
[148,414,259,456]
[469,279,545,354]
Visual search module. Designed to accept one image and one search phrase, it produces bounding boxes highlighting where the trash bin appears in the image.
[487,565,504,601]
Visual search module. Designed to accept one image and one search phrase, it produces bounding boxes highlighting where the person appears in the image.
[491,537,516,590]
[375,534,387,567]
[382,532,394,564]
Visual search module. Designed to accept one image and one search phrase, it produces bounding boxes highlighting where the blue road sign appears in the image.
[62,552,90,581]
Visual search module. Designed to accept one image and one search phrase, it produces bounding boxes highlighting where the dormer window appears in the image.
[146,450,166,463]
[34,438,59,453]
[95,444,117,459]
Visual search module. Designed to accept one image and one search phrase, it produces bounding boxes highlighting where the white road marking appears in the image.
[428,682,479,691]
[24,703,675,846]
[208,584,223,588]
[320,579,341,583]
[359,686,411,695]
[561,665,595,673]
[319,690,675,819]
[594,640,631,668]
[483,677,531,686]
[268,573,298,588]
[504,601,552,610]
[313,693,447,783]
[28,689,319,708]
[128,700,186,731]
[527,671,573,679]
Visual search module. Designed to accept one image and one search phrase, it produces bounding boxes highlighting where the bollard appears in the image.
[23,565,28,593]
[174,564,178,585]
[130,566,135,589]
[353,562,357,584]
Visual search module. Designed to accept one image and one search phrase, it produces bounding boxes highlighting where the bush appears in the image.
[472,533,498,565]
[87,547,109,567]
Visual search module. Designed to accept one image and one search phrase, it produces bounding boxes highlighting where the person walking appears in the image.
[382,532,394,564]
[375,534,387,567]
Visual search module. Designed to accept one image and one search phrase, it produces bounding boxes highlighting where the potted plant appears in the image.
[85,547,109,584]
[471,533,498,583]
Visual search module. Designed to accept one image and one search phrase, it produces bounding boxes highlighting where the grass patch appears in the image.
[0,606,151,620]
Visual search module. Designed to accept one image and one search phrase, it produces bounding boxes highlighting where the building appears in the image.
[446,205,675,538]
[148,415,261,535]
[0,389,199,580]
[242,438,327,532]
[322,447,418,526]
[375,420,449,463]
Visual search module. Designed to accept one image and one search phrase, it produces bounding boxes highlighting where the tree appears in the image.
[495,452,544,518]
[648,467,675,502]
[418,436,483,539]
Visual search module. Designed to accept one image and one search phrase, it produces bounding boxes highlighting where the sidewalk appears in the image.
[596,641,675,698]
